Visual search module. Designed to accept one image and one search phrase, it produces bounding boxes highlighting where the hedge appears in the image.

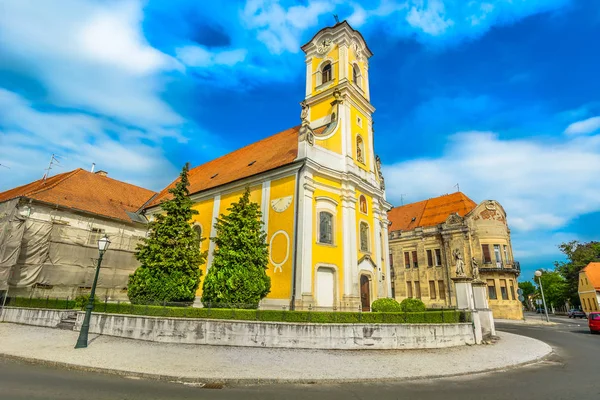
[5,297,471,324]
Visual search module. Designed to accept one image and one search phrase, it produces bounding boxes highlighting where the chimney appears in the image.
[90,163,96,173]
[95,170,108,177]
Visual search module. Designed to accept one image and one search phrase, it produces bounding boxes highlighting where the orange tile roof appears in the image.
[583,262,600,290]
[147,126,300,209]
[387,192,477,231]
[0,169,156,222]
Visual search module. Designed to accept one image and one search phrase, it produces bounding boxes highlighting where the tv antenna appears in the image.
[333,14,340,24]
[42,154,62,182]
[454,183,460,192]
[400,194,408,206]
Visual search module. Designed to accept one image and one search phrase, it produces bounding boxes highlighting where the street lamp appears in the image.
[75,234,110,349]
[534,270,550,323]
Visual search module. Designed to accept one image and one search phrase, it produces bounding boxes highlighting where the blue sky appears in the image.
[1,0,599,281]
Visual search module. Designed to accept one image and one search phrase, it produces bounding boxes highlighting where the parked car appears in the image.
[589,312,600,334]
[568,309,587,319]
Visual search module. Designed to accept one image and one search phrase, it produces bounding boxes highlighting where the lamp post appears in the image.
[534,270,549,323]
[75,234,110,349]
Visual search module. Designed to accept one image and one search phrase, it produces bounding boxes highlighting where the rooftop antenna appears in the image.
[333,14,340,24]
[400,194,407,206]
[42,154,62,183]
[0,164,9,169]
[454,183,460,192]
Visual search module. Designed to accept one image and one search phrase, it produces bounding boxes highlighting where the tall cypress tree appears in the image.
[127,163,206,304]
[201,187,270,308]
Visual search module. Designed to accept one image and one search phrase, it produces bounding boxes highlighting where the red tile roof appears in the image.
[0,169,156,222]
[146,126,300,209]
[387,192,477,231]
[583,262,600,290]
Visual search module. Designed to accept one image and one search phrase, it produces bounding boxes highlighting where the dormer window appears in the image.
[322,62,332,83]
[352,64,361,87]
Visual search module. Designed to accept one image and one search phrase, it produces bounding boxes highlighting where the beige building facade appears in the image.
[388,192,523,320]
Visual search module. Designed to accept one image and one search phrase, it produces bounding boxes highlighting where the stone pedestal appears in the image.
[451,276,475,310]
[472,280,496,338]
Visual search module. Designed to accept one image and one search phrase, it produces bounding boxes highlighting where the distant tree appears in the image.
[518,281,536,307]
[127,163,206,304]
[554,241,600,306]
[535,270,569,309]
[201,187,270,308]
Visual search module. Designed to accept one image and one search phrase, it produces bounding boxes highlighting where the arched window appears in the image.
[356,135,365,164]
[359,195,367,214]
[352,64,361,87]
[193,224,202,247]
[322,62,332,83]
[360,222,369,252]
[319,212,333,244]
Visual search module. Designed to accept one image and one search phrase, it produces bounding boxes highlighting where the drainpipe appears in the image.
[290,160,307,311]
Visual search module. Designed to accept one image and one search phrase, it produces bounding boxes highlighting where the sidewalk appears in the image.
[0,323,552,385]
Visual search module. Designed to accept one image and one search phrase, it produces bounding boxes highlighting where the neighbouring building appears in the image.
[387,192,523,320]
[578,262,600,313]
[0,168,155,300]
[143,21,392,311]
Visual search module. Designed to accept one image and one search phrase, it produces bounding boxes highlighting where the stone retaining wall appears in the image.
[0,307,73,328]
[75,312,476,349]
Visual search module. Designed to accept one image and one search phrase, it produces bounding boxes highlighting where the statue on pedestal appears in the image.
[453,249,466,277]
[471,257,480,280]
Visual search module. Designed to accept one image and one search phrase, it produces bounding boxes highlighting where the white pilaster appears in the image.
[260,180,271,233]
[305,58,312,98]
[342,101,352,165]
[339,45,348,81]
[363,62,370,101]
[381,217,392,298]
[206,194,221,271]
[341,183,358,296]
[296,170,315,296]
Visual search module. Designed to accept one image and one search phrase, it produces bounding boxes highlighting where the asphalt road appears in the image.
[1,314,598,400]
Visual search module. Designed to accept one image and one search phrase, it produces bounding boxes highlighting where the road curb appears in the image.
[0,342,554,387]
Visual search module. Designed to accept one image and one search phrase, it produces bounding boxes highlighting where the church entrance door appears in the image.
[360,275,371,311]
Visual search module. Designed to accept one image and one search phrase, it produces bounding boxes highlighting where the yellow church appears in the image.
[144,21,392,311]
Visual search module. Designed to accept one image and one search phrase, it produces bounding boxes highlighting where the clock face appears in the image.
[271,195,293,213]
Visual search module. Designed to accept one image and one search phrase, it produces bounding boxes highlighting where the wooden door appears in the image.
[360,275,370,311]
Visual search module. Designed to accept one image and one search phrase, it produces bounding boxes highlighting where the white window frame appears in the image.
[359,220,370,253]
[315,196,338,246]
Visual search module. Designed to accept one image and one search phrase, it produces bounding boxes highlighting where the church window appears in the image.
[322,62,332,83]
[360,222,369,252]
[193,224,202,247]
[352,64,361,87]
[356,135,365,164]
[359,195,367,214]
[319,211,333,244]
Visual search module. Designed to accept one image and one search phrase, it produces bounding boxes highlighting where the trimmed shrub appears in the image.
[8,297,470,324]
[371,298,402,312]
[400,298,426,312]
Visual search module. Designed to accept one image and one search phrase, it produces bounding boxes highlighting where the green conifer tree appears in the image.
[201,188,270,308]
[127,163,206,304]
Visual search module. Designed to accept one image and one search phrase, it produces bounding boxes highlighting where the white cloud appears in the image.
[564,116,600,135]
[242,0,336,54]
[0,89,177,192]
[0,0,183,128]
[383,131,600,233]
[406,0,455,36]
[176,46,247,67]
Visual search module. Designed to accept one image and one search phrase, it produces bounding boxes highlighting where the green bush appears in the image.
[400,298,426,312]
[7,296,470,324]
[371,298,402,312]
[74,295,101,309]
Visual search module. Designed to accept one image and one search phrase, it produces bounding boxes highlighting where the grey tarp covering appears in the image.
[0,203,142,291]
[0,199,21,290]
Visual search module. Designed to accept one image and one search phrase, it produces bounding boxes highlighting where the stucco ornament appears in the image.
[316,37,333,55]
[485,201,497,211]
[453,249,466,277]
[446,213,463,225]
[375,155,385,190]
[471,257,480,280]
[298,100,314,145]
[352,40,364,61]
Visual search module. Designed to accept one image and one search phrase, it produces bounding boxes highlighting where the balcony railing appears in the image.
[480,260,521,274]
